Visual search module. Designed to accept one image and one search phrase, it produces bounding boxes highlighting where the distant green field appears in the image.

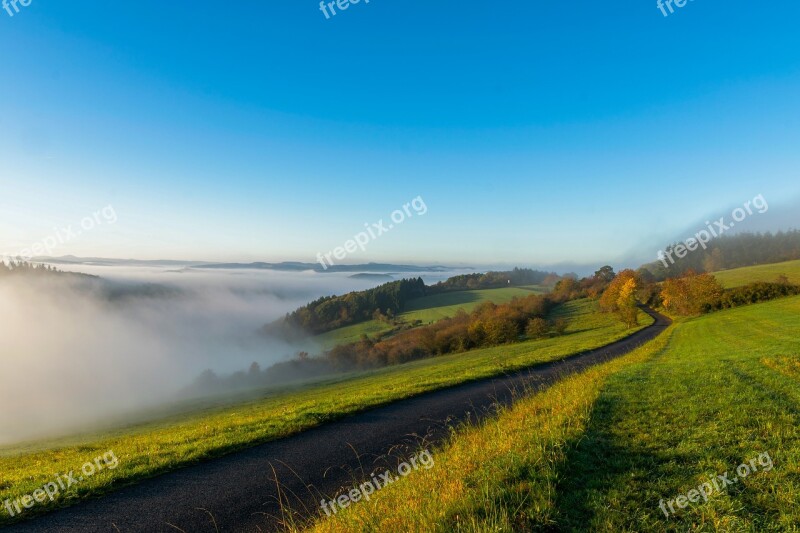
[402,286,546,323]
[312,319,395,349]
[713,259,800,288]
[308,296,800,532]
[0,299,646,526]
[314,286,546,349]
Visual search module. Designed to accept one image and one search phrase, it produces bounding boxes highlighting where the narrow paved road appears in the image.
[7,308,671,533]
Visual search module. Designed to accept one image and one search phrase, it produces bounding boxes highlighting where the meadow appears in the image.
[304,295,800,532]
[713,258,800,288]
[0,298,647,526]
[313,286,544,348]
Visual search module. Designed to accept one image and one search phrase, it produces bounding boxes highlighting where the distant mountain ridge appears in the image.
[32,256,207,267]
[31,256,464,273]
[195,262,459,273]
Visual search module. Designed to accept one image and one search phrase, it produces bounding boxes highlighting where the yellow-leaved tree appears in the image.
[616,277,640,328]
[599,269,641,328]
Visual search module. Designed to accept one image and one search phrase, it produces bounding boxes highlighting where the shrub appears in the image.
[526,318,550,339]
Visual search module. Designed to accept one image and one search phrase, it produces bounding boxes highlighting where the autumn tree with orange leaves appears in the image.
[599,269,641,328]
[661,270,724,315]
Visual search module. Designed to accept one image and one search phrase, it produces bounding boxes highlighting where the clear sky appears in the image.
[1,0,799,266]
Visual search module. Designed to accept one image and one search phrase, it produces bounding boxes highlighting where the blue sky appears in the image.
[1,0,799,267]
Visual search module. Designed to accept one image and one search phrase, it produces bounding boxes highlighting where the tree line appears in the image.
[0,261,70,277]
[641,230,800,280]
[264,269,562,339]
[428,268,558,292]
[264,278,428,338]
[597,267,800,321]
[660,272,800,315]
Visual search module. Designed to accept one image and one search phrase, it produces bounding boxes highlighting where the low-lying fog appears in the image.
[0,265,469,445]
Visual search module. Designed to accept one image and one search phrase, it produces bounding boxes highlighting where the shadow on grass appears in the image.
[407,290,481,310]
[549,368,674,532]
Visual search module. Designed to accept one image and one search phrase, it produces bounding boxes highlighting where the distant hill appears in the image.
[349,273,394,281]
[3,260,184,302]
[33,256,208,267]
[640,230,800,280]
[194,262,459,273]
[712,259,800,288]
[32,256,463,274]
[265,268,560,340]
[265,278,428,338]
[0,261,97,280]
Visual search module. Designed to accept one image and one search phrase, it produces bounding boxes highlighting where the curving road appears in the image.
[6,307,671,533]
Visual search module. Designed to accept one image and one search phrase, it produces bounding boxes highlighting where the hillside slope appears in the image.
[713,258,800,288]
[314,286,545,348]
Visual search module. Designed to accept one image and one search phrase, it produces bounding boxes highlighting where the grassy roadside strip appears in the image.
[302,323,675,532]
[0,301,651,526]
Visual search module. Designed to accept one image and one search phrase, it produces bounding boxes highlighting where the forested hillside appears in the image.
[265,269,560,338]
[642,230,800,279]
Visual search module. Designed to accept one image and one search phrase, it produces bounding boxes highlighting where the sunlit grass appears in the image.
[713,259,800,288]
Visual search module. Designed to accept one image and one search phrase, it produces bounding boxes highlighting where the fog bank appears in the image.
[0,266,467,445]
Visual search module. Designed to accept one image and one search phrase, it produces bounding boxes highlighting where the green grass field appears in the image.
[0,299,646,526]
[312,319,396,349]
[402,286,546,323]
[314,286,546,349]
[712,259,800,288]
[306,296,800,532]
